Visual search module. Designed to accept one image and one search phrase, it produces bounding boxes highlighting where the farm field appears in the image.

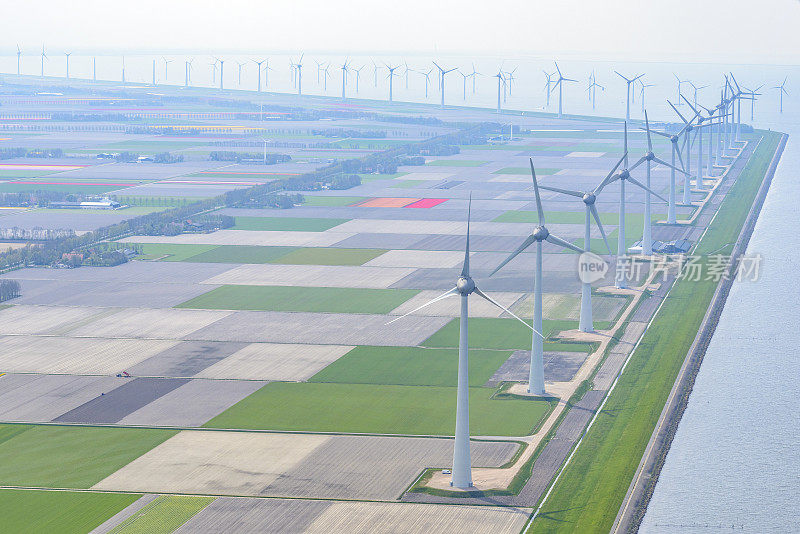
[177,285,420,313]
[0,489,141,534]
[204,382,553,436]
[232,216,348,231]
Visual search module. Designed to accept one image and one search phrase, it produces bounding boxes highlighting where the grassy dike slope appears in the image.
[530,131,782,533]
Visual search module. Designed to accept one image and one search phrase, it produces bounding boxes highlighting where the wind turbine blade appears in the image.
[546,233,584,254]
[628,156,648,172]
[644,110,652,152]
[462,194,472,277]
[594,153,626,194]
[669,100,689,124]
[529,159,545,225]
[627,176,667,203]
[653,156,688,175]
[648,129,672,139]
[681,94,701,116]
[539,184,583,198]
[589,204,612,254]
[384,287,459,325]
[673,143,687,171]
[554,61,562,77]
[490,234,536,276]
[473,287,544,339]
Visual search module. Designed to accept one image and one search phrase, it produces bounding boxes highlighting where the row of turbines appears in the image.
[391,71,752,489]
[14,46,791,117]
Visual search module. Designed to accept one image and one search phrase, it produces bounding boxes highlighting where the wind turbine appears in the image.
[495,70,506,113]
[639,81,655,113]
[635,111,687,252]
[459,70,468,100]
[538,158,624,331]
[293,54,304,95]
[587,71,604,111]
[419,68,433,99]
[674,74,688,104]
[491,159,583,394]
[340,59,350,101]
[321,63,330,92]
[605,123,666,283]
[92,56,96,82]
[468,63,480,94]
[353,65,364,93]
[543,70,554,108]
[403,60,411,89]
[152,58,157,85]
[252,59,266,92]
[236,61,245,86]
[16,45,21,75]
[263,59,273,89]
[388,196,534,488]
[682,95,723,198]
[185,59,193,87]
[742,84,764,121]
[615,71,644,120]
[688,81,708,108]
[216,58,225,90]
[121,56,126,84]
[503,67,517,101]
[552,62,578,119]
[433,62,457,109]
[163,57,172,81]
[210,59,217,85]
[386,64,399,102]
[371,59,381,87]
[64,52,71,79]
[40,46,47,77]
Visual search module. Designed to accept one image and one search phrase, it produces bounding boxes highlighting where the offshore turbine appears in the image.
[185,58,193,87]
[40,46,47,77]
[587,71,604,111]
[538,157,625,331]
[433,62,457,109]
[615,71,644,120]
[388,197,534,488]
[386,64,399,102]
[491,159,583,394]
[552,62,577,119]
[543,70,554,108]
[293,54,304,95]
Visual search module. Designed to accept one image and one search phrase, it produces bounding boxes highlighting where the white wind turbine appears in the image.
[352,65,364,93]
[163,57,172,82]
[418,68,433,99]
[185,59,193,87]
[340,59,350,101]
[121,56,126,84]
[40,45,47,77]
[216,58,225,90]
[682,95,724,196]
[587,71,604,111]
[639,81,655,113]
[252,59,266,92]
[615,71,644,121]
[292,54,304,96]
[16,45,21,75]
[543,70,554,108]
[64,52,71,79]
[433,62,457,109]
[538,156,625,331]
[491,160,583,394]
[674,74,688,104]
[635,111,687,253]
[552,62,577,119]
[92,56,96,82]
[321,63,331,92]
[236,61,245,86]
[688,81,708,108]
[604,123,667,284]
[385,64,399,102]
[388,196,535,488]
[494,70,506,112]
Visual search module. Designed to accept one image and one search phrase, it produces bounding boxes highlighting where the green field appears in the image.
[310,346,512,387]
[0,489,141,534]
[531,131,782,532]
[273,247,387,265]
[232,216,348,231]
[493,167,560,175]
[0,169,64,178]
[177,285,419,314]
[302,196,366,207]
[135,243,386,265]
[205,382,553,436]
[109,495,214,534]
[0,424,176,488]
[426,160,488,167]
[0,183,127,194]
[391,180,428,188]
[422,317,598,350]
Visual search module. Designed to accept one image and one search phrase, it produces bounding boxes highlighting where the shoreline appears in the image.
[612,131,789,533]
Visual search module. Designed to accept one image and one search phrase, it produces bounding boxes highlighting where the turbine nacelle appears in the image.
[533,226,549,241]
[456,276,475,296]
[582,192,596,205]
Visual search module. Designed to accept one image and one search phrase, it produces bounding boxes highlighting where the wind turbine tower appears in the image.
[40,46,47,77]
[252,59,265,92]
[386,64,399,102]
[64,52,71,79]
[433,62,457,109]
[16,45,21,75]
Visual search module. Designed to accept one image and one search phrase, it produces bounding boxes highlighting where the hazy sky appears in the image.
[5,0,800,64]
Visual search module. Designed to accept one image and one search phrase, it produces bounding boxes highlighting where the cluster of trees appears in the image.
[209,151,291,164]
[311,128,387,138]
[0,227,75,241]
[0,190,85,208]
[329,174,361,190]
[0,147,63,159]
[114,151,139,162]
[51,112,136,122]
[153,152,184,164]
[0,280,20,301]
[237,192,304,209]
[396,156,425,166]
